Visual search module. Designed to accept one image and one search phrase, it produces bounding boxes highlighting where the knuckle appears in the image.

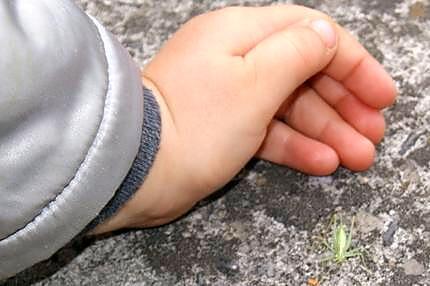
[283,27,327,68]
[282,30,313,68]
[279,132,292,152]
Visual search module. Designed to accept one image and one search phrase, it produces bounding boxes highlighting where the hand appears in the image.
[92,5,396,233]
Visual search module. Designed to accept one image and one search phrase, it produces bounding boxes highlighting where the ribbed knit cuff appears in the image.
[84,87,161,231]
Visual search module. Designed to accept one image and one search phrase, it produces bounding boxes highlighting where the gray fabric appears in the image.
[0,0,144,279]
[86,87,161,231]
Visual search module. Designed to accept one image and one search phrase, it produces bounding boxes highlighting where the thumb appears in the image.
[244,19,338,116]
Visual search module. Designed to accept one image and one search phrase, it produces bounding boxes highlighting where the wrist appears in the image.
[91,76,188,234]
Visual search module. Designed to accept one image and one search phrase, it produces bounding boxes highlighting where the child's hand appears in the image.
[93,5,396,233]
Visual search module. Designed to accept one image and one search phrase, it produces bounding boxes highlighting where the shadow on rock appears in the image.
[1,235,96,286]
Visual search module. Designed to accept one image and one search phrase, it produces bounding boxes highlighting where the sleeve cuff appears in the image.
[84,87,162,231]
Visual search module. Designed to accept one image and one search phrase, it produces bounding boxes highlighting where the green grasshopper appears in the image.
[320,215,364,264]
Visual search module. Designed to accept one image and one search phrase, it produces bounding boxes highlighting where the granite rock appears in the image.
[3,0,430,285]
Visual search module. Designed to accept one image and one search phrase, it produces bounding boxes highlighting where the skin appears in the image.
[92,5,396,234]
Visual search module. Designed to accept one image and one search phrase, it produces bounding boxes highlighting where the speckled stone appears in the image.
[3,0,430,285]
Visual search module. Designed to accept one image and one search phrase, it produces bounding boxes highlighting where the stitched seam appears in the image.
[0,16,111,243]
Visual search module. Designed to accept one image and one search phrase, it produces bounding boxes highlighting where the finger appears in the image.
[244,18,337,117]
[282,86,375,171]
[204,5,396,108]
[324,38,397,109]
[256,120,339,175]
[202,5,334,55]
[311,74,386,144]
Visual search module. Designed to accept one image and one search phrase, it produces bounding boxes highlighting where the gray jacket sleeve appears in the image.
[0,0,160,279]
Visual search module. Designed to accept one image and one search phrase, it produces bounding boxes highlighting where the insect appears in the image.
[320,215,364,264]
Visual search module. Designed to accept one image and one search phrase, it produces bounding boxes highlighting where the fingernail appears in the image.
[311,19,337,48]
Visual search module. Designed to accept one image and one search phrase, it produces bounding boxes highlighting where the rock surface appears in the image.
[3,0,430,285]
[402,258,426,276]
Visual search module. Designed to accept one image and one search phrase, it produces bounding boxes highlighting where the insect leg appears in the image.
[346,216,355,250]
